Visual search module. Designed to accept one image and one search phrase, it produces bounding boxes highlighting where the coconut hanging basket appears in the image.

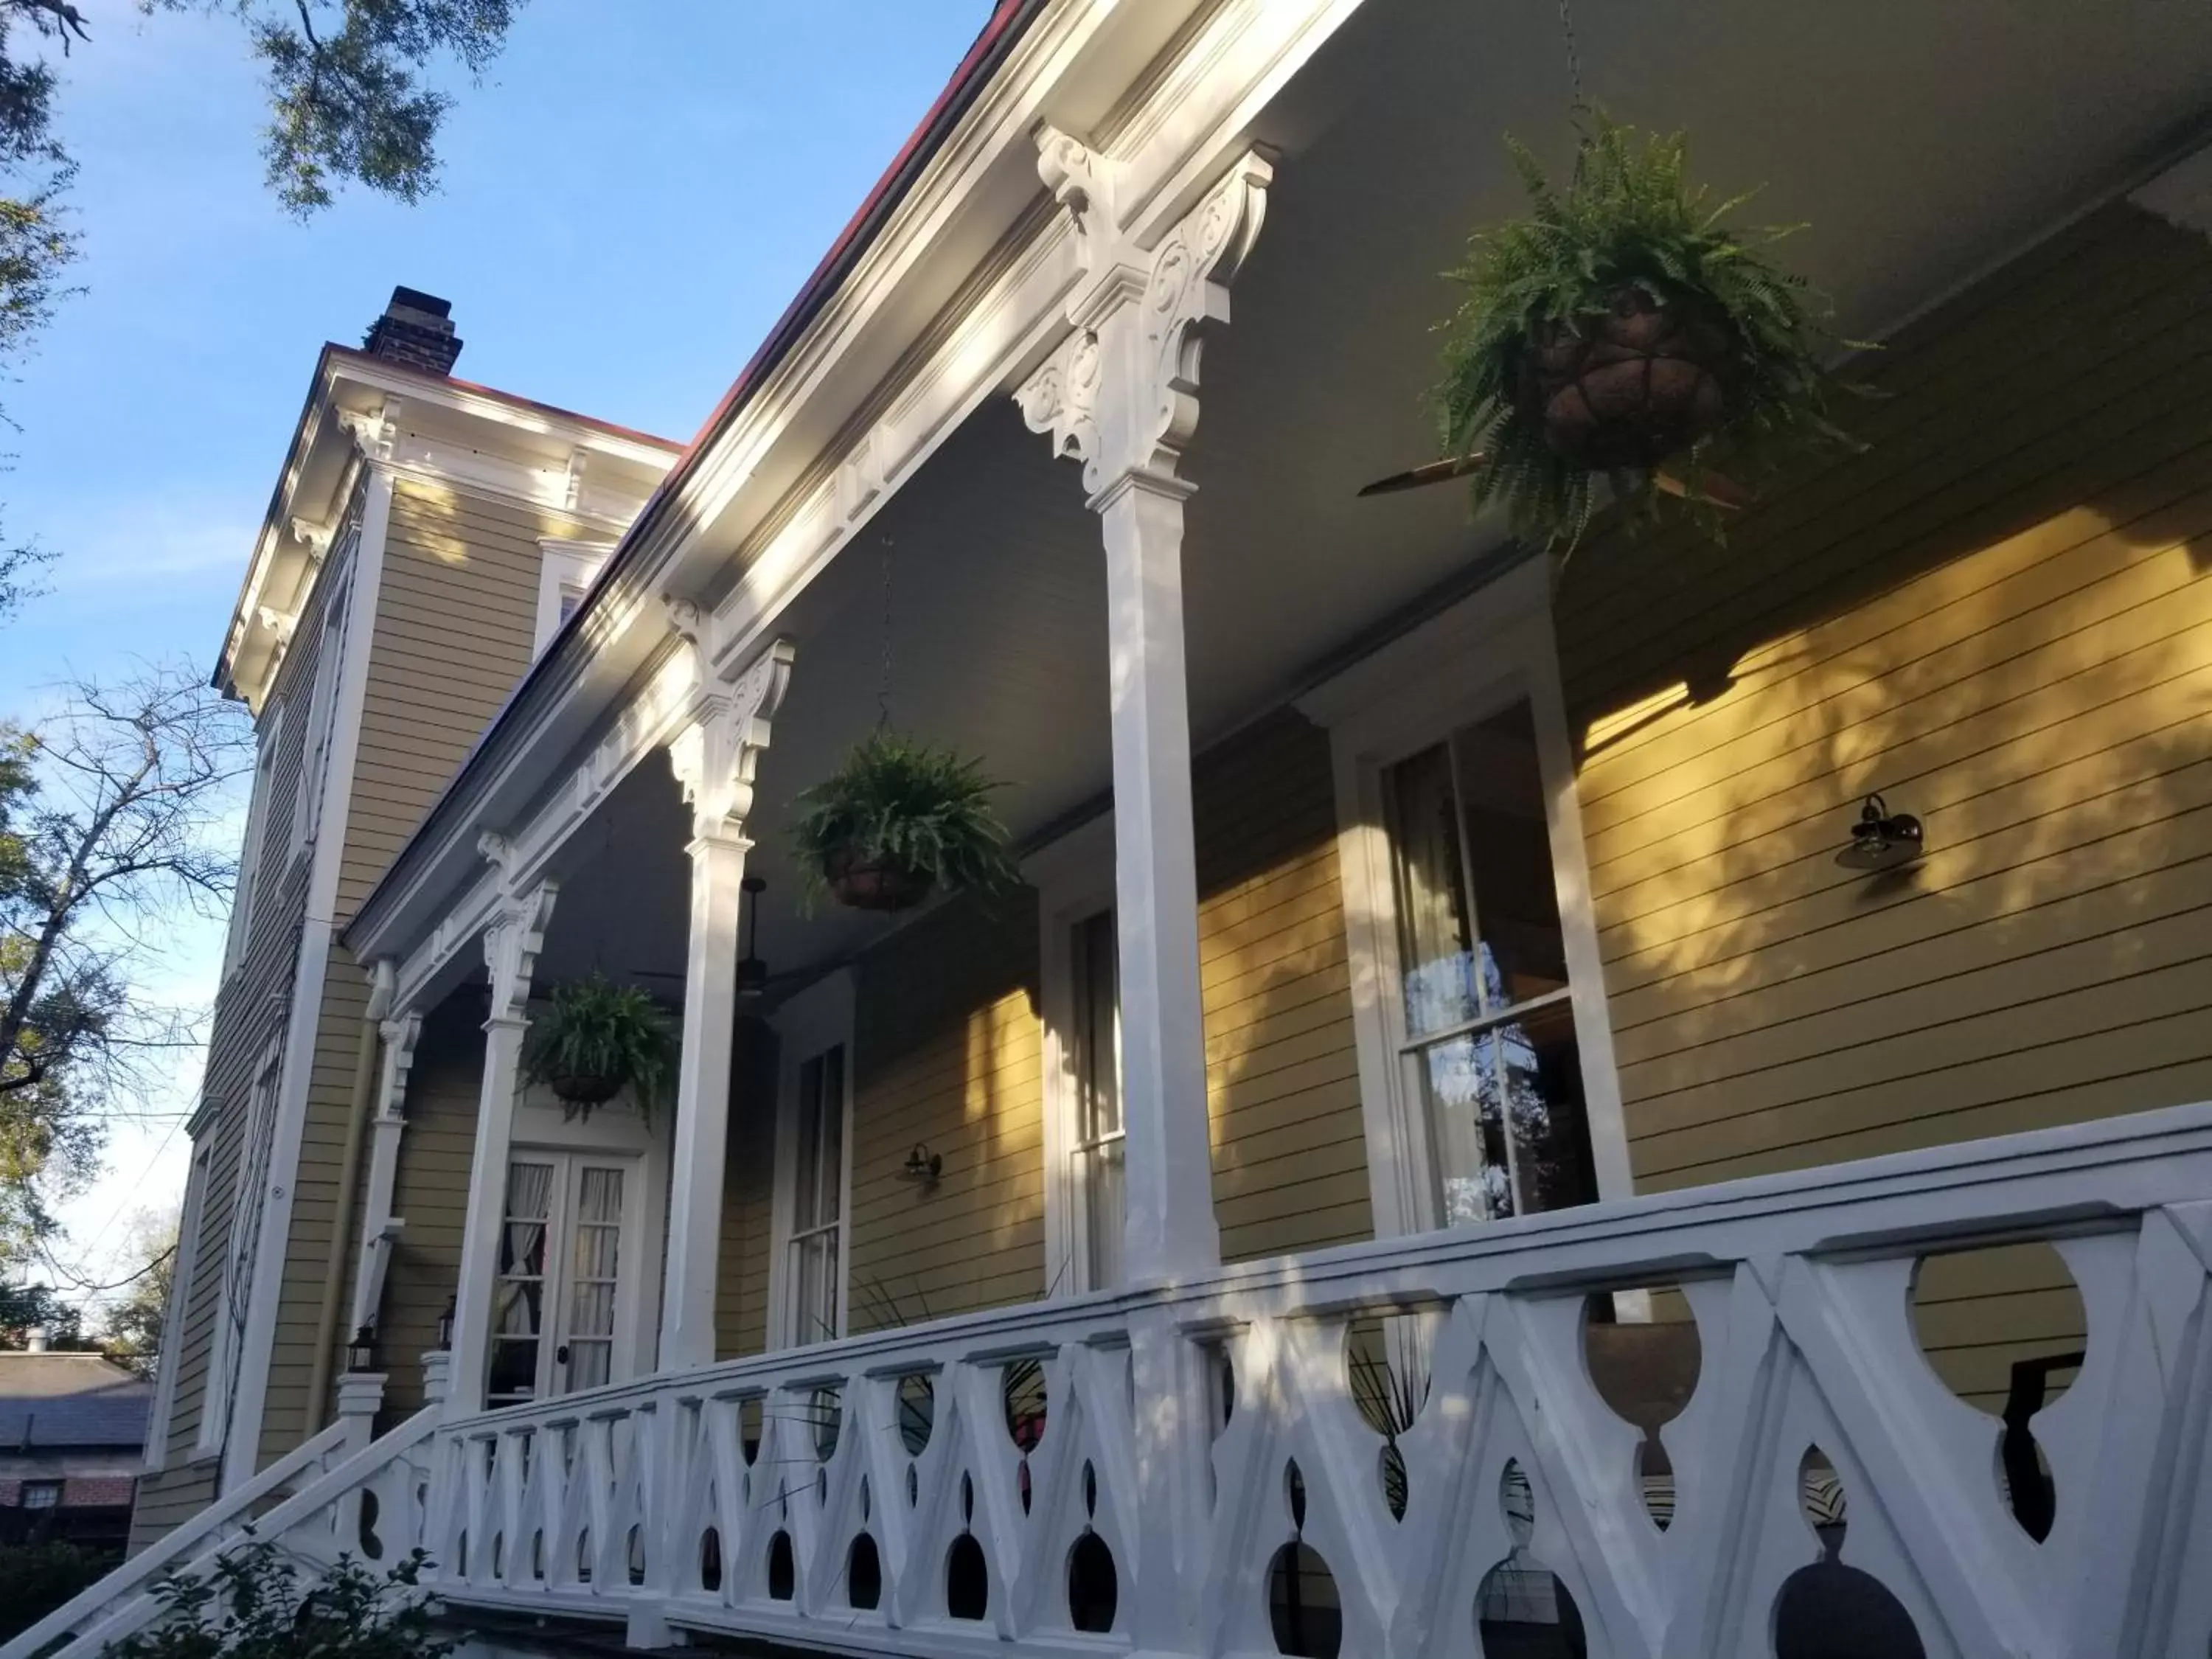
[1517,285,1733,471]
[543,1066,625,1110]
[823,845,936,913]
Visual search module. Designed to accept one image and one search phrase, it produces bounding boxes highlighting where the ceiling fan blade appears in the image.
[1356,454,1488,496]
[1358,453,1756,510]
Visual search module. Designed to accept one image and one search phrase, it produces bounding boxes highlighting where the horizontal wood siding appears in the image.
[1551,203,2212,1400]
[848,892,1047,1330]
[338,479,577,919]
[1195,710,1371,1262]
[269,479,599,1464]
[1557,202,2212,1190]
[839,709,1367,1321]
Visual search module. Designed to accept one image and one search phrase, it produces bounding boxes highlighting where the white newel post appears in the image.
[445,855,558,1417]
[1016,132,1273,1287]
[658,630,796,1371]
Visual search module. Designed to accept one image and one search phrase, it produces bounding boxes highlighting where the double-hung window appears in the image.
[770,973,853,1349]
[1306,560,1628,1239]
[1381,700,1597,1222]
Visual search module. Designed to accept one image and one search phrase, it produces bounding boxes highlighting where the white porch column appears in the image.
[1016,132,1274,1284]
[657,631,796,1371]
[445,855,558,1417]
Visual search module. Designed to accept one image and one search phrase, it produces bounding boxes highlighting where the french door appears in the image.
[487,1152,634,1407]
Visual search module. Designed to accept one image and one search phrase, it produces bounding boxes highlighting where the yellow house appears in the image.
[21,4,2212,1658]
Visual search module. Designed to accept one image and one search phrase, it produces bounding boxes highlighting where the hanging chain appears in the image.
[877,533,894,730]
[1555,0,1587,114]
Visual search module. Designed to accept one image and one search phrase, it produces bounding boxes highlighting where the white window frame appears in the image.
[1027,813,1121,1297]
[1297,557,1630,1240]
[766,971,855,1350]
[533,538,613,655]
[291,560,354,865]
[197,1040,283,1459]
[220,700,287,981]
[142,1116,215,1474]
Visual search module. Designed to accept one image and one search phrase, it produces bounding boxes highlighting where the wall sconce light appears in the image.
[345,1324,380,1374]
[435,1295,456,1352]
[736,875,769,1000]
[1836,793,1924,872]
[902,1143,943,1184]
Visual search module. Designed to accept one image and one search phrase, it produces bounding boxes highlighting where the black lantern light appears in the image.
[736,875,770,1001]
[345,1324,379,1374]
[902,1143,943,1184]
[1835,793,1924,872]
[435,1294,456,1352]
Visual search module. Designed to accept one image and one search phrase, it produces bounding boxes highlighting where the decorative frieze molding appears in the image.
[667,636,796,844]
[1016,130,1273,497]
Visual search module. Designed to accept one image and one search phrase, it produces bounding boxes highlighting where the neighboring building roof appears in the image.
[0,1352,151,1451]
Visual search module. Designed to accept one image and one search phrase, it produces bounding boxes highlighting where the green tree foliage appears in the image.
[0,664,250,1269]
[146,1,521,216]
[0,1275,83,1344]
[0,0,522,619]
[98,1206,173,1374]
[108,1541,453,1659]
[0,1539,118,1642]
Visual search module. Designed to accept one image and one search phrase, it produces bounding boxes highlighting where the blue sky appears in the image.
[8,0,991,1299]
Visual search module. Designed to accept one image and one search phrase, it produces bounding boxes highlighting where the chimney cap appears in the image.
[386,285,451,320]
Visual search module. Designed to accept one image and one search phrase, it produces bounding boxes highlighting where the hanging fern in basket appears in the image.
[523,974,674,1120]
[791,729,1019,913]
[1437,111,1861,548]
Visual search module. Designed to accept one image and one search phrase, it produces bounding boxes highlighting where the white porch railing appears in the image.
[15,1105,2212,1659]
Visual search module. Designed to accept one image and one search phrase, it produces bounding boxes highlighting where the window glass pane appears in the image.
[1450,701,1568,1008]
[1383,698,1597,1225]
[1071,908,1124,1287]
[793,1057,825,1232]
[1385,742,1478,1041]
[817,1047,844,1228]
[1075,911,1121,1142]
[490,1160,554,1404]
[557,585,585,627]
[22,1482,60,1509]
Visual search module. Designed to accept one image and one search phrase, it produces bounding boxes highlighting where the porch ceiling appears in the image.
[540,0,2212,993]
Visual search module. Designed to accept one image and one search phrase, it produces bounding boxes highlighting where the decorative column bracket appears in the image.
[1016,128,1274,498]
[666,627,797,846]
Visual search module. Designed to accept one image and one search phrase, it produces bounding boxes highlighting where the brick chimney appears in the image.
[362,286,462,375]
